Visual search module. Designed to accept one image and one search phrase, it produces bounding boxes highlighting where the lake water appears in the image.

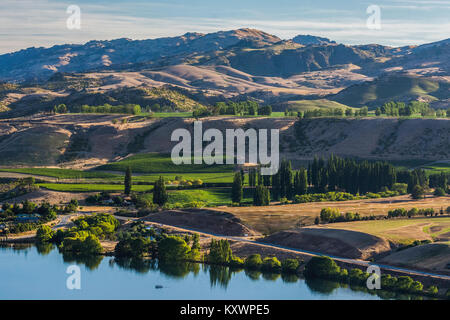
[0,244,422,300]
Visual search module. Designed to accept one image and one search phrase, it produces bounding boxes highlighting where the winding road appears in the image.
[138,219,450,282]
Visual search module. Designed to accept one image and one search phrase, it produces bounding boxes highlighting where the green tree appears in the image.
[208,239,233,264]
[36,225,55,243]
[261,257,281,272]
[281,259,300,273]
[124,166,132,195]
[434,187,446,197]
[153,176,168,206]
[411,185,425,199]
[244,254,263,269]
[304,256,341,279]
[231,172,243,204]
[253,184,270,206]
[158,236,191,261]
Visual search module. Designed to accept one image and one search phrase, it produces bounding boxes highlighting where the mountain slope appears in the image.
[0,28,280,82]
[329,74,450,108]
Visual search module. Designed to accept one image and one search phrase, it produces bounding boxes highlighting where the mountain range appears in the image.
[0,28,449,116]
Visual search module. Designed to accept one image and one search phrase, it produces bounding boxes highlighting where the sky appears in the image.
[0,0,449,54]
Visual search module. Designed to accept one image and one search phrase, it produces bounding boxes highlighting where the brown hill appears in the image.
[262,228,392,259]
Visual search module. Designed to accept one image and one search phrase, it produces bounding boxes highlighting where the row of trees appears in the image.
[375,101,450,118]
[304,256,441,296]
[232,156,449,206]
[53,103,142,115]
[1,200,78,221]
[193,101,273,118]
[298,107,368,119]
[269,156,398,200]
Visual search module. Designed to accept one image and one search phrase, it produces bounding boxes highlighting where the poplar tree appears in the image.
[124,166,132,195]
[231,172,243,204]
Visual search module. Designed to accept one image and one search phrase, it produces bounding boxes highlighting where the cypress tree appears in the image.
[253,184,270,206]
[231,172,243,203]
[153,176,168,206]
[124,166,132,195]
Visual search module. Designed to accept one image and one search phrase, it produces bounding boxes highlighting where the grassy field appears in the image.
[420,162,450,174]
[284,99,353,112]
[216,194,450,235]
[141,187,253,206]
[38,183,153,192]
[313,217,450,245]
[0,168,119,179]
[138,112,193,118]
[134,173,234,184]
[97,152,234,173]
[0,168,235,184]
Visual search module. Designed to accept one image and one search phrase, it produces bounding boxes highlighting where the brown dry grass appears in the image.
[215,194,450,234]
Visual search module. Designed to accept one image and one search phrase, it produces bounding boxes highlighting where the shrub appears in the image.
[281,259,300,273]
[304,256,341,280]
[229,256,244,268]
[348,268,369,285]
[244,254,263,270]
[396,276,414,292]
[157,236,191,261]
[36,225,55,243]
[261,257,282,272]
[115,237,152,258]
[320,207,341,223]
[61,232,103,255]
[434,187,446,197]
[392,183,408,195]
[411,185,425,199]
[381,274,397,290]
[427,285,439,296]
[407,207,419,218]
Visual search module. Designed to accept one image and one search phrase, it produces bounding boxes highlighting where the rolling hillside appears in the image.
[329,74,450,108]
[0,114,448,167]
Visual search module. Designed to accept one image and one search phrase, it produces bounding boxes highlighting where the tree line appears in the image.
[375,101,450,118]
[53,103,142,115]
[232,155,449,206]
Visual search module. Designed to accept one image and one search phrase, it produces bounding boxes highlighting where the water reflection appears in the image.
[35,243,53,255]
[61,251,104,270]
[1,244,432,300]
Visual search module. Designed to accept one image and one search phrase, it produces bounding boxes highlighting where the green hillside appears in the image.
[97,152,234,174]
[330,75,449,108]
[283,99,354,112]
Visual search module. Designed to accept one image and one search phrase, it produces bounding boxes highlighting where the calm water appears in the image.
[0,244,421,300]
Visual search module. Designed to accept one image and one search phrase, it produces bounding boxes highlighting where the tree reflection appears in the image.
[35,243,53,255]
[61,252,103,270]
[158,260,199,278]
[305,277,340,294]
[113,257,156,274]
[244,269,261,281]
[281,273,299,283]
[261,272,280,281]
[209,265,233,289]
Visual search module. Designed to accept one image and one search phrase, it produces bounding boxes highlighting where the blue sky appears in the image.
[0,0,449,53]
